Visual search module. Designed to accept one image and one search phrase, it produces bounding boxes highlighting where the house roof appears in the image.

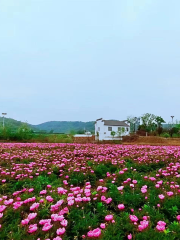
[103,120,129,127]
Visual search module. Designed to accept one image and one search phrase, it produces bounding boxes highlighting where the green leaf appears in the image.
[172,221,179,226]
[92,191,97,195]
[164,228,170,234]
[97,202,103,210]
[172,206,178,211]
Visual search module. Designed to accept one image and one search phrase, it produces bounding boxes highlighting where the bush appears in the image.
[161,132,170,138]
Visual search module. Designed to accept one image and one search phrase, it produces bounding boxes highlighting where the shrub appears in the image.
[161,132,170,138]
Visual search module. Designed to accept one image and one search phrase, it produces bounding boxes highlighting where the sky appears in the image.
[0,0,180,124]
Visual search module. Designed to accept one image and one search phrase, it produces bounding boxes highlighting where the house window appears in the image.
[126,128,129,131]
[108,127,112,131]
[98,127,100,131]
[118,127,121,131]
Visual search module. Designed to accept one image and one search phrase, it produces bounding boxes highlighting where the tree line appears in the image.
[127,113,180,138]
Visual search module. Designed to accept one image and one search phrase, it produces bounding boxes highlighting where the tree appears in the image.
[76,129,84,134]
[141,113,157,132]
[111,131,116,138]
[0,125,12,140]
[155,116,165,127]
[127,116,138,132]
[69,130,76,135]
[17,123,33,141]
[116,127,125,137]
[157,126,163,136]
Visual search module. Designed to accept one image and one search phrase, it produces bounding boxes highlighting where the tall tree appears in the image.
[140,113,165,132]
[141,113,156,132]
[155,116,166,127]
[127,116,138,132]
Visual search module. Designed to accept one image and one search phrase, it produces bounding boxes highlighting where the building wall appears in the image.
[95,120,105,141]
[95,120,130,141]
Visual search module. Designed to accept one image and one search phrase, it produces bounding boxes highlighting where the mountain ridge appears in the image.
[0,117,95,133]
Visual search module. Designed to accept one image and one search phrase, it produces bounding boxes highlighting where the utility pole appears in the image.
[170,116,174,126]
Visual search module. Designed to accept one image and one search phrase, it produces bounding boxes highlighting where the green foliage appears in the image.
[69,172,87,186]
[155,116,166,127]
[111,131,116,138]
[116,127,125,137]
[140,113,166,132]
[161,132,170,138]
[94,163,118,179]
[2,144,180,239]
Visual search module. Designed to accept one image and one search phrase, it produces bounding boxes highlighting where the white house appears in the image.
[95,118,130,141]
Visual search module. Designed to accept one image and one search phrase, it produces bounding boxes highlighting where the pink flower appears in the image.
[28,188,34,192]
[177,215,180,221]
[42,223,53,231]
[138,220,149,231]
[40,190,47,195]
[127,233,132,239]
[156,221,166,231]
[21,219,29,225]
[46,196,54,202]
[105,198,112,204]
[87,230,93,237]
[53,237,62,240]
[101,196,106,201]
[56,227,66,235]
[156,225,165,231]
[157,221,166,226]
[92,228,101,237]
[28,213,37,220]
[61,219,68,227]
[132,180,137,184]
[118,204,125,210]
[105,215,113,221]
[28,224,38,233]
[68,200,74,206]
[0,205,6,213]
[167,191,173,197]
[158,194,165,200]
[39,219,51,225]
[30,202,40,211]
[129,215,138,222]
[87,228,101,238]
[100,223,106,229]
[117,186,124,191]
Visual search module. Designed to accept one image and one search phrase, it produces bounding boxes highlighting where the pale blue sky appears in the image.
[0,0,180,124]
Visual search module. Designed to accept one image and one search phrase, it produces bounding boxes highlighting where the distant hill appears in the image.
[0,117,28,130]
[0,117,95,134]
[32,121,95,134]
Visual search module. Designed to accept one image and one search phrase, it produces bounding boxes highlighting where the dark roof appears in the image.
[103,120,129,127]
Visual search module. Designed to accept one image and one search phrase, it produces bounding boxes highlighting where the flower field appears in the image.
[1,143,180,239]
